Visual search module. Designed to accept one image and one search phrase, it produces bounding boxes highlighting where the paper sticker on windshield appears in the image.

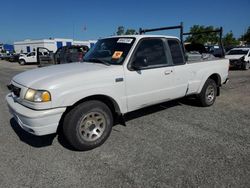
[112,51,123,59]
[117,38,133,44]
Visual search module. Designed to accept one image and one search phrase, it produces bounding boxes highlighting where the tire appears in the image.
[198,78,217,107]
[63,100,113,151]
[242,61,249,70]
[19,59,26,65]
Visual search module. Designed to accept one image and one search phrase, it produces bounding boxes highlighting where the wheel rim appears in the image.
[205,85,215,103]
[78,112,106,142]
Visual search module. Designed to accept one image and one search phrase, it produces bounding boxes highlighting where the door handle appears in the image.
[164,70,173,75]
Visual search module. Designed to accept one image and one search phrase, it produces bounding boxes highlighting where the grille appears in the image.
[8,84,21,97]
[229,59,241,65]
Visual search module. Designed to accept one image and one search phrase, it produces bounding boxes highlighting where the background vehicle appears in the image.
[225,48,250,70]
[37,45,89,67]
[19,51,38,65]
[0,53,12,60]
[0,53,4,60]
[8,53,20,62]
[205,45,225,57]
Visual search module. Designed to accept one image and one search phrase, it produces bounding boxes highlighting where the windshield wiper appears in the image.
[85,58,111,66]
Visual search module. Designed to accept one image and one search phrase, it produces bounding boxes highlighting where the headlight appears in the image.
[25,89,51,102]
[240,56,245,61]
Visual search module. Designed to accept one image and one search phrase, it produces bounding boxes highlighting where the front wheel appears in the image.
[19,59,26,65]
[63,100,113,151]
[198,79,217,107]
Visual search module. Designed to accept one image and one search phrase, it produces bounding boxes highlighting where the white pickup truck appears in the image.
[6,35,229,150]
[19,51,48,65]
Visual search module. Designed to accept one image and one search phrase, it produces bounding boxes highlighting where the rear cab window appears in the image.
[167,39,185,65]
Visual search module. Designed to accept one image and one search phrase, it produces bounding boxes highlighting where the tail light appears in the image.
[78,52,83,61]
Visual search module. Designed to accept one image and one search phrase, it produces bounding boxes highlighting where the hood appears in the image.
[13,62,122,89]
[225,55,245,60]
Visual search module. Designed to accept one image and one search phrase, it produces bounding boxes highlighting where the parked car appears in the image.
[225,48,250,70]
[205,45,225,58]
[6,35,229,150]
[8,54,20,62]
[37,45,89,67]
[0,53,12,60]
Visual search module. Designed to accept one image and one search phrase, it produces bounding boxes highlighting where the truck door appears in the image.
[124,38,176,112]
[167,39,189,98]
[26,52,36,63]
[37,47,55,67]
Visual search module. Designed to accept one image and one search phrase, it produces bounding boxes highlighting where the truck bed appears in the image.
[186,53,223,64]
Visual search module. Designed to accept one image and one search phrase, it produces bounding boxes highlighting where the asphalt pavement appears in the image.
[0,60,249,188]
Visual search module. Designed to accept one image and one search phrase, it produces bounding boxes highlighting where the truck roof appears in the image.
[107,35,179,40]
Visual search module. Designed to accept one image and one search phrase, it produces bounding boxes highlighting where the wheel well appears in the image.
[57,95,122,134]
[67,95,121,117]
[208,73,221,96]
[208,73,221,87]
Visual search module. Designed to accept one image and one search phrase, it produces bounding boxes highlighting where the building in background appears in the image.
[14,38,96,53]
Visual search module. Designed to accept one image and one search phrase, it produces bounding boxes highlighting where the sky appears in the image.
[1,0,249,44]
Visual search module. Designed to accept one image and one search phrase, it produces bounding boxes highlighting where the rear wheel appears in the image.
[198,78,217,107]
[19,59,26,65]
[63,100,113,151]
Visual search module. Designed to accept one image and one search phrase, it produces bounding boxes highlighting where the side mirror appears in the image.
[132,56,148,70]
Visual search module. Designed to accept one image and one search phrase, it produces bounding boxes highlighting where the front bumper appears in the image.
[229,59,243,67]
[6,94,66,136]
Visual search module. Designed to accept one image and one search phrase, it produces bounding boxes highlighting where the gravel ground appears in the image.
[0,60,249,188]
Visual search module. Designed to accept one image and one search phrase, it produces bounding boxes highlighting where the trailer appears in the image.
[14,38,96,54]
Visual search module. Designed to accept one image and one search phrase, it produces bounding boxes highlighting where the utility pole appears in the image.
[72,22,75,41]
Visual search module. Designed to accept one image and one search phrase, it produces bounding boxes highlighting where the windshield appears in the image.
[84,37,135,65]
[227,49,249,55]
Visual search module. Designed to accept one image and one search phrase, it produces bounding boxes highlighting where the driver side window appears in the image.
[27,52,35,57]
[133,38,168,67]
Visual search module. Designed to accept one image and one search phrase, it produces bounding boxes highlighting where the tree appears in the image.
[240,26,250,43]
[116,26,125,35]
[116,26,136,35]
[125,29,136,35]
[185,25,220,44]
[223,31,239,47]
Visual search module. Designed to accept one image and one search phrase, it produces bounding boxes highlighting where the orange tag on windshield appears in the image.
[112,51,123,59]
